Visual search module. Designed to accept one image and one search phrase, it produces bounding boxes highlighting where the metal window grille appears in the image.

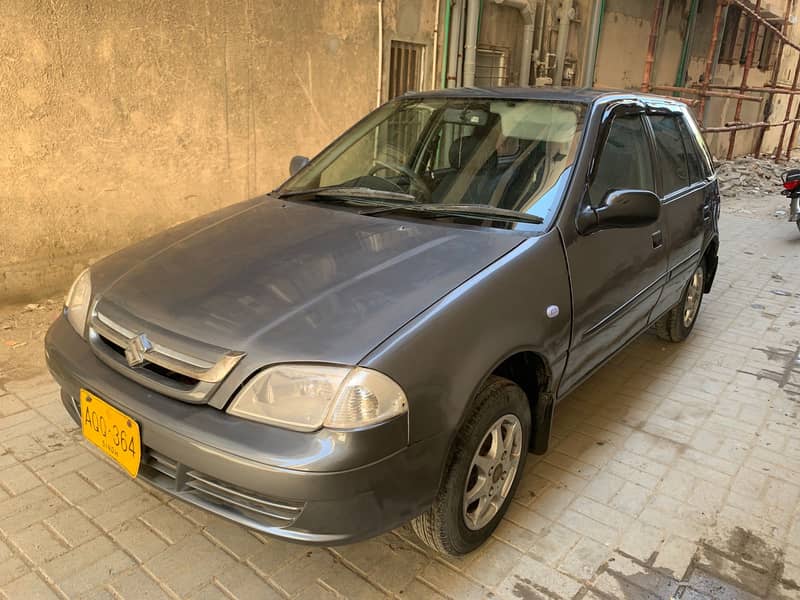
[475,48,509,87]
[388,41,425,99]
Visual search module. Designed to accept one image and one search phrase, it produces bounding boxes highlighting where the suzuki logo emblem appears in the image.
[125,333,153,368]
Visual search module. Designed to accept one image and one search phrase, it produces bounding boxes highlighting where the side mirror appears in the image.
[577,189,660,235]
[289,155,310,176]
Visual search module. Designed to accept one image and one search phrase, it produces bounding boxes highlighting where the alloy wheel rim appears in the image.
[462,414,523,531]
[683,266,704,328]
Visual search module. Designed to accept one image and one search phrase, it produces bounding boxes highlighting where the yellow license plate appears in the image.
[80,389,141,478]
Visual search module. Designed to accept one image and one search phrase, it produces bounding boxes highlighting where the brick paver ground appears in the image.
[1,212,799,599]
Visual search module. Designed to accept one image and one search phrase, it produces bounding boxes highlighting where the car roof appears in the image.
[402,86,688,110]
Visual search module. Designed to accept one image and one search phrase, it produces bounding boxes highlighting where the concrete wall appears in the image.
[1,0,437,303]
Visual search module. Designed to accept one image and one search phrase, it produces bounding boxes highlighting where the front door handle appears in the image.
[651,230,663,249]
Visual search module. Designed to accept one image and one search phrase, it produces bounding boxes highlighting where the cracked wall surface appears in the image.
[0,0,436,303]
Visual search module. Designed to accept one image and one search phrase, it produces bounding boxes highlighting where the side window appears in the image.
[589,114,654,207]
[678,117,707,183]
[649,115,690,195]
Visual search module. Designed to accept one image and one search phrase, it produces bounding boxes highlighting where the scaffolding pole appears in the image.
[647,0,800,162]
[641,0,666,92]
[754,0,793,157]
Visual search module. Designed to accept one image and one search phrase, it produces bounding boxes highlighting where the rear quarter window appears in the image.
[649,115,690,195]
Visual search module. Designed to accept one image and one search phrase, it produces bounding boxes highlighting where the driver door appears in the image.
[559,104,669,394]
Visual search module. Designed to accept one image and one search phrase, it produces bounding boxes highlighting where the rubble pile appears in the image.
[715,155,799,197]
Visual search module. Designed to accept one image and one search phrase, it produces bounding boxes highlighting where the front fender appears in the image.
[361,228,571,473]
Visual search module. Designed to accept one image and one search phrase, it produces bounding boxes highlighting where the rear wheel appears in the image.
[411,376,530,556]
[655,262,705,343]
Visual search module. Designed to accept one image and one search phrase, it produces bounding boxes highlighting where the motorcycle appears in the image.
[781,169,800,232]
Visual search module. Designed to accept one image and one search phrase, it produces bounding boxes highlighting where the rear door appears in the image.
[559,103,669,394]
[647,110,711,317]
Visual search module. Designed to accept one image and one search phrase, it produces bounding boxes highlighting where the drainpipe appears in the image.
[580,0,604,88]
[641,0,665,92]
[439,0,452,88]
[433,0,442,89]
[377,0,383,105]
[446,0,463,87]
[455,0,468,86]
[554,0,574,86]
[533,0,545,80]
[674,0,699,90]
[463,0,481,87]
[492,0,536,86]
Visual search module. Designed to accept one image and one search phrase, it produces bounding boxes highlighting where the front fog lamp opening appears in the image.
[65,268,92,338]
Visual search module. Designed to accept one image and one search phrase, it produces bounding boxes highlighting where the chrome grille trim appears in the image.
[92,311,241,383]
[87,303,244,403]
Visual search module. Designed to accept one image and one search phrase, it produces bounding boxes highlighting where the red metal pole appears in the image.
[773,52,800,159]
[641,0,666,92]
[727,0,762,160]
[785,98,800,159]
[754,0,792,157]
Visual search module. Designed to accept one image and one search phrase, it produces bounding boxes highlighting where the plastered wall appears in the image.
[1,0,437,303]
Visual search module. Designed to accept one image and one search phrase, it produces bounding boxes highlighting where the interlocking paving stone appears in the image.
[2,212,800,598]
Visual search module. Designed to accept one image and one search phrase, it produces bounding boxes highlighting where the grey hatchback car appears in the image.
[46,88,719,555]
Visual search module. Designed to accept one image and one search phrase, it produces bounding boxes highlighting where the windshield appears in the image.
[281,97,587,230]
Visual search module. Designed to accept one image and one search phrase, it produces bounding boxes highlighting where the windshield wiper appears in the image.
[276,186,417,203]
[365,203,544,225]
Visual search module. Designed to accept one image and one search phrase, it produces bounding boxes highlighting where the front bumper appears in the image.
[45,316,445,544]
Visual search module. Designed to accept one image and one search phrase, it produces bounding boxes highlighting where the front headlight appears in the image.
[65,268,92,338]
[227,364,407,432]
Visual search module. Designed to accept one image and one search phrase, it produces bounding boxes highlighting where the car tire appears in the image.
[411,376,531,556]
[655,262,706,343]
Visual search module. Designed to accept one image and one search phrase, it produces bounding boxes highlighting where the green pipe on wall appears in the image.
[675,0,699,89]
[440,1,453,88]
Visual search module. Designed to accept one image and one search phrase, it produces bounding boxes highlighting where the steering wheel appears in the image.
[369,159,431,202]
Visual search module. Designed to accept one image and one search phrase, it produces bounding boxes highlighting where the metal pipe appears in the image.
[698,0,726,125]
[641,0,665,92]
[433,0,443,89]
[580,0,604,88]
[534,0,545,80]
[554,0,574,86]
[446,0,463,87]
[775,53,800,157]
[786,98,800,159]
[545,3,554,76]
[674,0,699,90]
[702,118,800,133]
[463,0,481,87]
[727,0,762,160]
[754,0,792,157]
[652,85,764,102]
[455,0,468,86]
[377,0,383,105]
[492,0,536,86]
[653,0,672,86]
[705,83,800,95]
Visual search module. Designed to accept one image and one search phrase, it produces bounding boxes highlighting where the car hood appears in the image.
[93,196,525,366]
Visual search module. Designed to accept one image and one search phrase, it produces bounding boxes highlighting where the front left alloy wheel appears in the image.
[411,376,531,555]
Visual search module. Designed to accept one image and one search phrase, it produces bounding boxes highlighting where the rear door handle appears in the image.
[651,230,663,249]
